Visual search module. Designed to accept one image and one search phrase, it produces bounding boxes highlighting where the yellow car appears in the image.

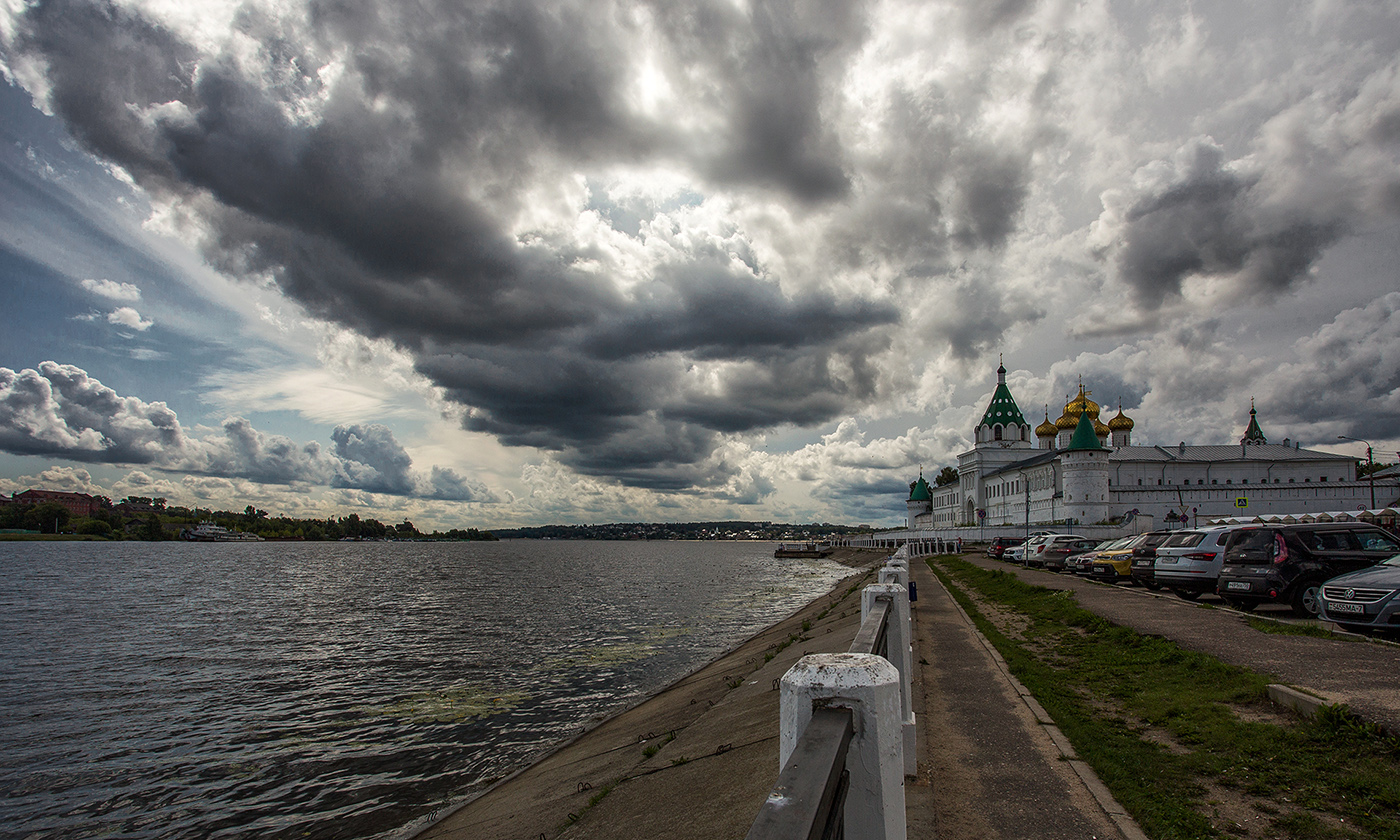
[1079,535,1146,583]
[1064,537,1127,575]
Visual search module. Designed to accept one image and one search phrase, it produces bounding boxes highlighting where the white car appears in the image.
[1022,533,1074,567]
[1004,545,1026,564]
[1153,525,1251,600]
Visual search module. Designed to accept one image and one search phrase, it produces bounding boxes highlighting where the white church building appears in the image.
[906,363,1399,532]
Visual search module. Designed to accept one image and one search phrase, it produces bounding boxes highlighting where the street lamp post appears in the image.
[1338,435,1376,510]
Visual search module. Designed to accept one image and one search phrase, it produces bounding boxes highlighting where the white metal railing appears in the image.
[746,553,915,840]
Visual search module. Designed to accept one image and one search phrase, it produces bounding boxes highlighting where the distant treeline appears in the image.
[1,496,496,541]
[492,521,870,541]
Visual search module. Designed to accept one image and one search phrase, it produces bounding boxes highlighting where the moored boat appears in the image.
[183,522,264,542]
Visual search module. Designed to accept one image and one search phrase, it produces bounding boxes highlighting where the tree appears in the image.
[25,502,71,534]
[141,514,167,541]
[935,466,960,487]
[73,518,114,537]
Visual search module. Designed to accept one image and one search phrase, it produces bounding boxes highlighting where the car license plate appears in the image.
[1225,581,1251,591]
[1327,602,1365,614]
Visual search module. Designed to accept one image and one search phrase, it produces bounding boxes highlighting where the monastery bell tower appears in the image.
[1061,410,1109,525]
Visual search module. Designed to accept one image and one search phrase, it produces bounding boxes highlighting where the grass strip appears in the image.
[928,557,1400,840]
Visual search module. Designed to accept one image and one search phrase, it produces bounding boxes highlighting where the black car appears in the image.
[1128,530,1174,590]
[1215,523,1400,617]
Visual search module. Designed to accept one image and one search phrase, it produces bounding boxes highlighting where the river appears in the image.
[0,539,851,840]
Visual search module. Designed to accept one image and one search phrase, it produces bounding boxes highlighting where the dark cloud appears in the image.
[1105,138,1346,310]
[650,0,867,202]
[1256,293,1400,441]
[951,148,1029,250]
[0,362,492,500]
[3,0,909,491]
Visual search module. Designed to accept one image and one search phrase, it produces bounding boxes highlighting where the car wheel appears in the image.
[1172,589,1201,601]
[1224,597,1257,612]
[1290,581,1323,618]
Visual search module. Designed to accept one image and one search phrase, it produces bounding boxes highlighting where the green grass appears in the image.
[1244,617,1349,640]
[928,557,1400,840]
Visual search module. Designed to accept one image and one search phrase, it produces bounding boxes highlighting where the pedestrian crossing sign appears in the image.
[1234,497,1248,508]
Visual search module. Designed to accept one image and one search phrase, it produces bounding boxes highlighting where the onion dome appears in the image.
[1065,383,1100,421]
[1055,396,1078,430]
[1093,418,1111,437]
[1035,406,1058,439]
[909,472,932,501]
[1108,403,1135,431]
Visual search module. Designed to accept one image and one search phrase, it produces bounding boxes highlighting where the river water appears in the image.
[0,540,852,840]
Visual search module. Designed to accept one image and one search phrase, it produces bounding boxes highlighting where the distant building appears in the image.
[907,364,1399,530]
[12,489,103,517]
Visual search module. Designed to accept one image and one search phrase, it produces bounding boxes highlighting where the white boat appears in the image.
[184,522,264,542]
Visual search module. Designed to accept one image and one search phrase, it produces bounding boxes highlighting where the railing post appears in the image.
[781,654,907,840]
[862,583,915,777]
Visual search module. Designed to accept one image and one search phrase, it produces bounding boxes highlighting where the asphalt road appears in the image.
[959,552,1400,737]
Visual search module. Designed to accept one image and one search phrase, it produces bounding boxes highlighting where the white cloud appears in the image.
[107,306,154,331]
[80,278,142,301]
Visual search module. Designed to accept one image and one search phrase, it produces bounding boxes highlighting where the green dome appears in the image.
[909,475,932,501]
[978,364,1028,429]
[1066,410,1104,451]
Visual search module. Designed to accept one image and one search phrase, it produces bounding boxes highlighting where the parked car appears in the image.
[1318,553,1400,634]
[1040,536,1102,571]
[1067,537,1130,576]
[1128,530,1175,589]
[1068,538,1108,575]
[1004,544,1026,564]
[986,536,1025,559]
[1152,525,1250,601]
[1216,524,1400,617]
[1085,533,1149,583]
[1022,533,1074,567]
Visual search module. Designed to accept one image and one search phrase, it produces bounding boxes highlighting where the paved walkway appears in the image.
[906,557,1139,840]
[406,552,1142,840]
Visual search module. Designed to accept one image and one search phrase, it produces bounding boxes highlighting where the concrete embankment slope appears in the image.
[408,549,1139,840]
[407,549,885,840]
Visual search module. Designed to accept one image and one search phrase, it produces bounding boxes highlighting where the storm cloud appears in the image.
[0,0,926,488]
[4,0,1400,515]
[0,363,493,500]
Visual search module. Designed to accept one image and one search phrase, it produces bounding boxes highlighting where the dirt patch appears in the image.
[959,585,1034,642]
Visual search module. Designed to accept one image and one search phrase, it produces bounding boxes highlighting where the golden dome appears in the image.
[1055,405,1078,430]
[1065,383,1100,420]
[1035,406,1058,438]
[1108,405,1135,431]
[1093,418,1111,437]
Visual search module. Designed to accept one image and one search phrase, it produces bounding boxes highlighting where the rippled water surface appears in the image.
[0,540,850,839]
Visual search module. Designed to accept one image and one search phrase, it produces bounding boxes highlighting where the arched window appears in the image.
[994,425,1003,441]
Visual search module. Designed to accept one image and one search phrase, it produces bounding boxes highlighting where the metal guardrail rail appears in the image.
[744,707,855,840]
[849,594,890,658]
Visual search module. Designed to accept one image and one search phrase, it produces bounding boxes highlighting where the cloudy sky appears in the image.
[1,0,1397,530]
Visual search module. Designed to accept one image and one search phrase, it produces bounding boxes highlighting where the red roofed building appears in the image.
[13,489,103,517]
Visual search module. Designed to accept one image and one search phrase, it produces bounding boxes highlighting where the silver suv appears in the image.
[1152,525,1250,601]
